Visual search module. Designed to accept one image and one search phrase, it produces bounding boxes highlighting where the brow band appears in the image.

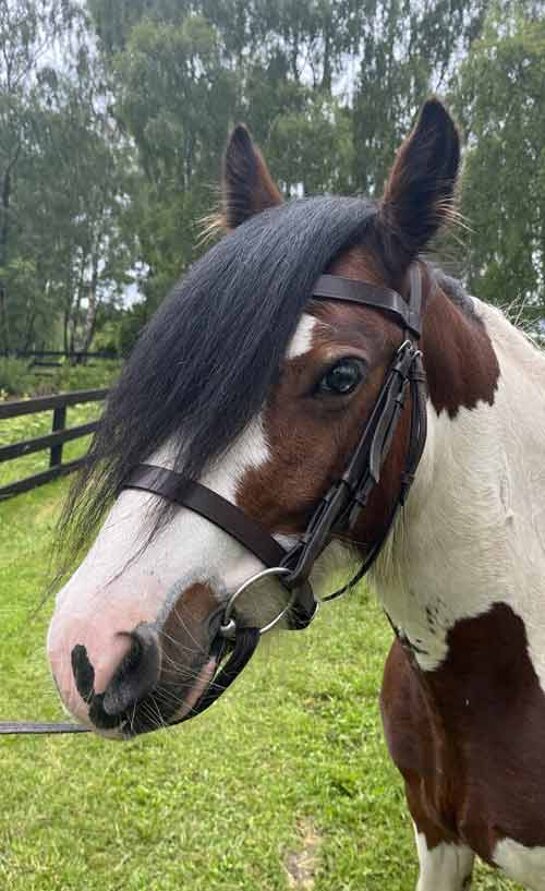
[312,274,421,337]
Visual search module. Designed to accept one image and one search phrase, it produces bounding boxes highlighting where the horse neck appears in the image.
[370,273,545,675]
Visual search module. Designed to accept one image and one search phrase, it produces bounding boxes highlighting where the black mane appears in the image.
[435,269,480,321]
[61,196,378,556]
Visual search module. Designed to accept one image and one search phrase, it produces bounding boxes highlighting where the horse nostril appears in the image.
[101,625,162,717]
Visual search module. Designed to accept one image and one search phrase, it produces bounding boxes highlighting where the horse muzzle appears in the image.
[48,581,224,738]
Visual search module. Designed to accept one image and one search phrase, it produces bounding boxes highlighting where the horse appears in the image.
[47,97,545,890]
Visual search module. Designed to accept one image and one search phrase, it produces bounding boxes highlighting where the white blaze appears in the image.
[287,314,317,358]
[47,417,270,715]
[48,310,349,723]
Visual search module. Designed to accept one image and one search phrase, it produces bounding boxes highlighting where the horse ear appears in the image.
[222,124,283,229]
[379,98,460,270]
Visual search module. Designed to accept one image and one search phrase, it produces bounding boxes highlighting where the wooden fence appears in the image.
[2,350,117,361]
[0,388,108,500]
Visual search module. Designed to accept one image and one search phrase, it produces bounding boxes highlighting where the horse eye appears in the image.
[316,358,365,396]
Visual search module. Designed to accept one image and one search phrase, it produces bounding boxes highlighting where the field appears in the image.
[0,479,520,890]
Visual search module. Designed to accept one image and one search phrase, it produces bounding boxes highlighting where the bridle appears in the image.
[0,265,427,736]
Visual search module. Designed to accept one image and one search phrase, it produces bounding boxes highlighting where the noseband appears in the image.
[0,266,427,735]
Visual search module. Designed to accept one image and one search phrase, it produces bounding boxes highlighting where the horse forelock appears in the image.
[60,196,378,557]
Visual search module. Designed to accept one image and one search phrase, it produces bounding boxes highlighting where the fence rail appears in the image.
[0,388,108,500]
[1,350,117,360]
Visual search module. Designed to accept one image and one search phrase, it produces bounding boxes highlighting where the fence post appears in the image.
[50,405,67,468]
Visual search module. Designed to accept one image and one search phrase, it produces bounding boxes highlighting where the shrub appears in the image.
[0,358,32,397]
[0,358,121,400]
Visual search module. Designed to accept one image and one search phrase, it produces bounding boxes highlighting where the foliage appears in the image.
[42,359,120,393]
[454,9,545,317]
[1,0,545,358]
[86,0,545,329]
[0,357,120,397]
[0,356,32,396]
[117,302,150,357]
[0,0,136,354]
[0,482,523,890]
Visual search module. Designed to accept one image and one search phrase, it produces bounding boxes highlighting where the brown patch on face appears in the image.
[235,245,499,559]
[381,604,545,862]
[160,582,219,685]
[237,246,411,548]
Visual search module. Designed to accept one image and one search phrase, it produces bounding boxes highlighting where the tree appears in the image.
[113,14,236,308]
[353,0,489,196]
[0,0,79,351]
[23,56,134,353]
[3,0,541,354]
[0,0,135,353]
[454,7,545,318]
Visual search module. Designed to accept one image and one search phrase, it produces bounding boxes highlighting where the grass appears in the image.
[0,481,521,891]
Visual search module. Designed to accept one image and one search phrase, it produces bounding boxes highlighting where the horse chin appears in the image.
[91,655,219,740]
[167,655,218,725]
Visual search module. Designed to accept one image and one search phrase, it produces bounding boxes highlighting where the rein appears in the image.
[1,266,427,736]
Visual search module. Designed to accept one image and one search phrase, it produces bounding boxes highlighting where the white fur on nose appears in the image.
[48,417,272,723]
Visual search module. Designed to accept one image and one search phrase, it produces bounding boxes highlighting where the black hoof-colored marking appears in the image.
[71,644,95,703]
[71,645,124,731]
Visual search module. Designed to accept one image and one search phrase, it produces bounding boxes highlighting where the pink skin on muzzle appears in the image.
[47,578,219,732]
[47,578,165,726]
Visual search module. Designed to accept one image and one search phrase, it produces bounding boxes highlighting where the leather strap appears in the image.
[124,464,287,569]
[170,626,260,726]
[123,464,317,630]
[312,274,422,337]
[320,350,427,602]
[281,339,423,590]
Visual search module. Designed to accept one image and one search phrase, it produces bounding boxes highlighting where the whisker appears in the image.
[172,606,204,650]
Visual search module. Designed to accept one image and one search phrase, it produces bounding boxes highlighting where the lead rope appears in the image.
[0,720,89,735]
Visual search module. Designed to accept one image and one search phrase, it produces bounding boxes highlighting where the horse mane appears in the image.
[60,196,378,560]
[434,268,480,322]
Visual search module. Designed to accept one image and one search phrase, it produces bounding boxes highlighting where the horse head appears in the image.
[48,98,460,737]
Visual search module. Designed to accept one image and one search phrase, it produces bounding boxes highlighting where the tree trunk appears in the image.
[322,25,332,92]
[81,252,99,356]
[0,167,12,353]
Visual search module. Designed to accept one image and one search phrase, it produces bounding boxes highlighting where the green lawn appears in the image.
[0,481,520,891]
